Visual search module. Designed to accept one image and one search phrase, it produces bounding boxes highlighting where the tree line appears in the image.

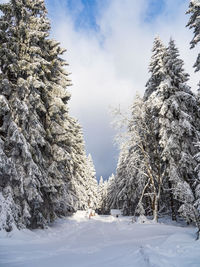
[1,0,200,237]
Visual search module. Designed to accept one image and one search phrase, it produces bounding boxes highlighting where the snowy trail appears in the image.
[0,212,200,267]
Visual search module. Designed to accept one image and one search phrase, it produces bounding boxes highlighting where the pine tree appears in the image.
[146,38,200,227]
[85,154,98,210]
[101,180,109,214]
[112,37,200,228]
[113,93,164,220]
[97,176,104,212]
[186,1,200,237]
[67,119,89,211]
[130,95,164,221]
[144,37,166,100]
[0,0,89,230]
[113,146,129,211]
[187,0,200,75]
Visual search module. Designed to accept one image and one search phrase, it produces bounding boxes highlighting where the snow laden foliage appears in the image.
[111,38,200,233]
[144,37,166,100]
[85,154,98,210]
[97,176,109,214]
[112,95,163,220]
[97,176,104,211]
[147,39,200,228]
[106,174,117,212]
[156,39,200,230]
[187,0,200,75]
[0,0,90,231]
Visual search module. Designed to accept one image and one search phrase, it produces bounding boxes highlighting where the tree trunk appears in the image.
[168,181,176,221]
[153,196,158,222]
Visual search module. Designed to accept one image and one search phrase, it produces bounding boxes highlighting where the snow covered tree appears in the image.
[187,0,200,75]
[186,2,200,236]
[67,120,89,211]
[113,146,129,212]
[112,37,200,228]
[0,0,89,231]
[101,180,109,214]
[97,176,104,212]
[144,37,166,100]
[129,95,164,221]
[146,38,200,226]
[106,173,117,210]
[112,94,163,220]
[85,154,98,210]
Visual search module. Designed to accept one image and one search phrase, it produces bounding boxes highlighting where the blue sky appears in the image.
[0,0,195,181]
[47,0,105,31]
[45,0,197,180]
[145,0,165,21]
[46,0,188,30]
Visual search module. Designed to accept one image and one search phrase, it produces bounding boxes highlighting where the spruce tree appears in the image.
[112,37,200,227]
[144,37,166,100]
[187,0,200,75]
[85,154,98,210]
[105,174,116,214]
[101,179,108,214]
[97,176,104,213]
[0,0,89,230]
[146,38,200,226]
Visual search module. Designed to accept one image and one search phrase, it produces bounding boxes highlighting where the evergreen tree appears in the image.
[187,0,200,75]
[101,180,108,214]
[0,0,89,230]
[113,146,129,211]
[85,154,98,210]
[144,37,166,100]
[106,173,117,210]
[112,38,200,229]
[146,38,200,226]
[97,176,104,212]
[68,120,89,211]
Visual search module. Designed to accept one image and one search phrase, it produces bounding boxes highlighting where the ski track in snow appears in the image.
[0,212,200,267]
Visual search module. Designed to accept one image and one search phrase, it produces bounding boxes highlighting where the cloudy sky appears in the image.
[1,0,197,179]
[43,0,199,180]
[1,0,198,179]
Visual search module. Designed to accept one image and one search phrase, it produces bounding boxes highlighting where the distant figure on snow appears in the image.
[88,199,95,219]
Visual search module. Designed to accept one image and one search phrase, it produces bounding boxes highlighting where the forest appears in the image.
[0,0,200,243]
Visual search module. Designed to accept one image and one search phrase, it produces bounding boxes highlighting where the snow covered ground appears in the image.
[0,211,200,267]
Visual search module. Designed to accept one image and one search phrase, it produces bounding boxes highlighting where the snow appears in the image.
[0,212,200,267]
[110,209,122,217]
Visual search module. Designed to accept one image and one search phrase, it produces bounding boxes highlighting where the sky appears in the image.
[1,0,199,180]
[44,0,199,180]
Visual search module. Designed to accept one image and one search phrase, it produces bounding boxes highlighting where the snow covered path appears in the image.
[0,212,200,267]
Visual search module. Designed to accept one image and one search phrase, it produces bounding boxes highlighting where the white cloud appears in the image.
[48,0,198,178]
[2,0,198,178]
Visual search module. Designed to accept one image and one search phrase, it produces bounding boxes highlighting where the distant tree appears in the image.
[103,180,109,214]
[106,174,116,209]
[98,179,109,214]
[85,154,98,210]
[97,176,104,212]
